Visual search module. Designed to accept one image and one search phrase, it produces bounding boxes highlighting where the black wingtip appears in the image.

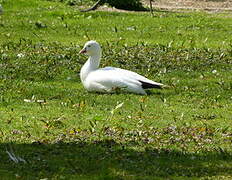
[139,80,162,89]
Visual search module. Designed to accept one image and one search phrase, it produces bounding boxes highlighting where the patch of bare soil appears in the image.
[144,0,232,12]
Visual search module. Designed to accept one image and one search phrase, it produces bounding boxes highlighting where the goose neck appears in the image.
[89,53,101,69]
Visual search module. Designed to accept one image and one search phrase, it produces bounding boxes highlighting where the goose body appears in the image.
[80,41,164,95]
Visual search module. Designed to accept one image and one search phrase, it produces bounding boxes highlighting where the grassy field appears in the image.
[1,0,232,179]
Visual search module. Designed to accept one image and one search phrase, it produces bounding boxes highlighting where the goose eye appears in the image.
[87,45,91,48]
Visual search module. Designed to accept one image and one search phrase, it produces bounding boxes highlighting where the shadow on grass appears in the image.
[1,140,232,179]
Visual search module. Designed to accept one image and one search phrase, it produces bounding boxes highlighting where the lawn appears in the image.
[0,0,232,179]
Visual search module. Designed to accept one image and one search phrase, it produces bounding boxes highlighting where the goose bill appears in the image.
[79,48,87,54]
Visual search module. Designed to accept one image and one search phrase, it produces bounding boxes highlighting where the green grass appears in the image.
[1,0,232,47]
[1,0,232,179]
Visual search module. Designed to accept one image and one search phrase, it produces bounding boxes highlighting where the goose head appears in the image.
[79,40,101,56]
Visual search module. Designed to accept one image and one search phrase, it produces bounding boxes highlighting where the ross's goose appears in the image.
[79,40,164,95]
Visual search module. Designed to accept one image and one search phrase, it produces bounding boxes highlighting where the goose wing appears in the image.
[85,67,163,94]
[108,67,163,89]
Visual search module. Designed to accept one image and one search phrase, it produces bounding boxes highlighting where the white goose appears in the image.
[79,40,164,95]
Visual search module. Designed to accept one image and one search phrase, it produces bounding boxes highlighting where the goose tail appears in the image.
[139,80,164,89]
